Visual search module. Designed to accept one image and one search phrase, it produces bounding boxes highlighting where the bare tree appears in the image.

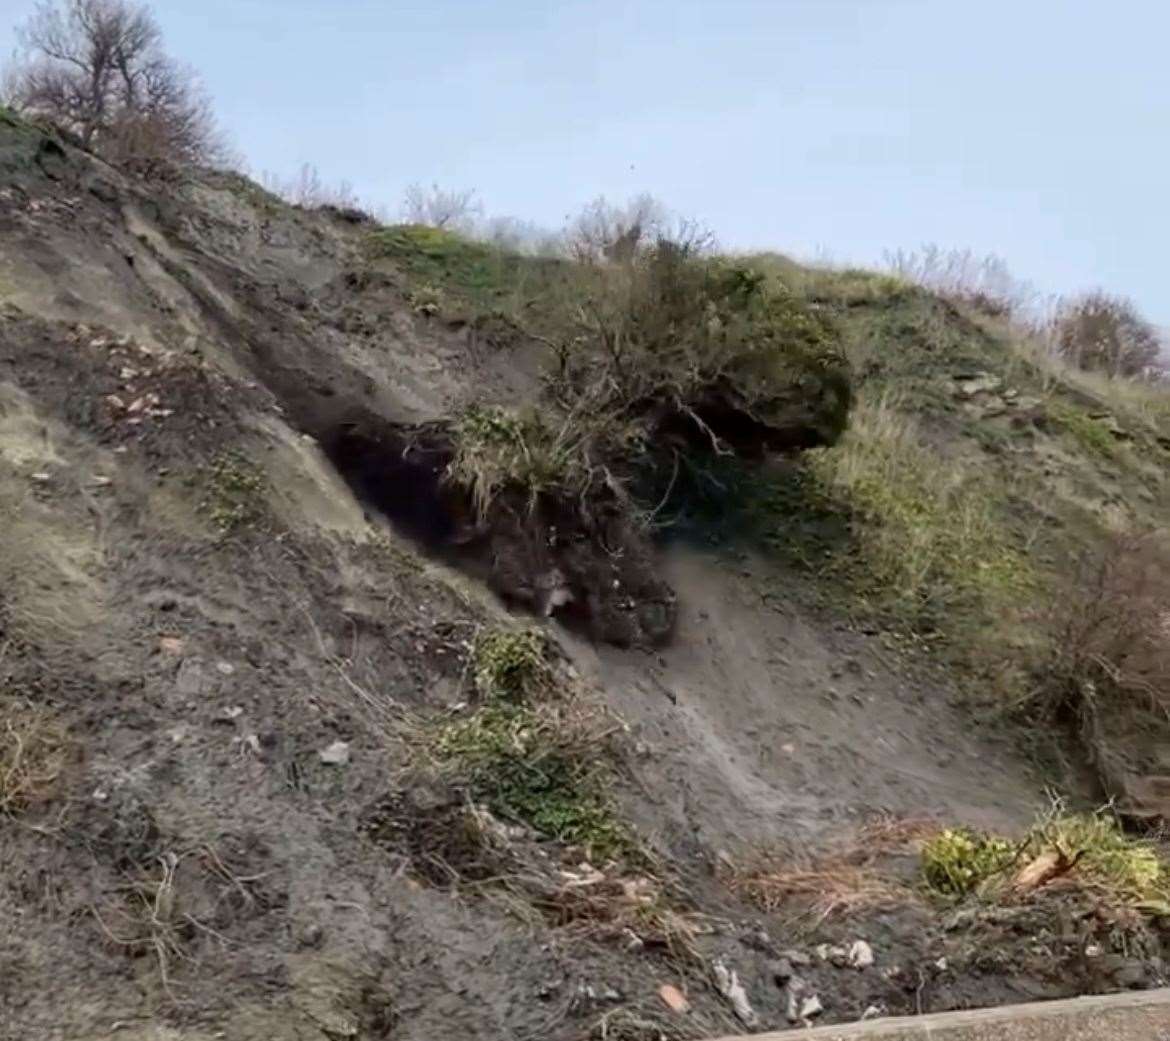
[5,0,226,166]
[1052,291,1164,378]
[401,182,481,231]
[883,244,1035,317]
[261,163,360,209]
[568,193,668,262]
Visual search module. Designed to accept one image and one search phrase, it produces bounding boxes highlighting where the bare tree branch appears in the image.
[5,0,227,168]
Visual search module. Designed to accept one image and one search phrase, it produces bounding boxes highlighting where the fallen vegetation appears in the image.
[0,700,69,815]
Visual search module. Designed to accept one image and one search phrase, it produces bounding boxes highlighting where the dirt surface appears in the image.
[0,117,1161,1041]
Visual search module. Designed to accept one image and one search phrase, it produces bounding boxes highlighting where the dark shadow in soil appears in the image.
[317,419,458,550]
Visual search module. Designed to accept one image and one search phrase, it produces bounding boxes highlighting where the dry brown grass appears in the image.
[0,700,69,815]
[724,816,940,922]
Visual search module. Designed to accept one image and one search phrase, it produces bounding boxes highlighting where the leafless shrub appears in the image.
[884,244,1035,317]
[4,0,228,168]
[568,193,669,262]
[566,194,715,265]
[260,163,360,209]
[1049,291,1164,379]
[402,181,481,232]
[1028,530,1170,796]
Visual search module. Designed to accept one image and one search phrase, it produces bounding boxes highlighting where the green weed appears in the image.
[921,828,1017,897]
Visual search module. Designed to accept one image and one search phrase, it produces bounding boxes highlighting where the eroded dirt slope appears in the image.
[0,116,1150,1041]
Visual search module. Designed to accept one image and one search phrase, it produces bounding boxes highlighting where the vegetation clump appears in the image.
[921,828,1017,897]
[435,700,628,857]
[921,811,1170,907]
[198,451,266,534]
[447,406,586,521]
[472,626,550,700]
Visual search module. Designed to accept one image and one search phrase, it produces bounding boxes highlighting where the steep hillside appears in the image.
[3,112,1170,1041]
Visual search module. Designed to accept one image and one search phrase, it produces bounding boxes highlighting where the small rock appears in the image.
[935,957,949,972]
[216,661,235,676]
[319,740,351,766]
[1084,944,1102,959]
[848,940,875,970]
[159,636,185,656]
[862,1004,887,1021]
[799,995,824,1022]
[658,983,690,1015]
[785,977,807,1023]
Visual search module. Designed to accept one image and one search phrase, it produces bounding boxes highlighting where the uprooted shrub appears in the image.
[553,241,852,455]
[1024,530,1170,810]
[434,241,853,645]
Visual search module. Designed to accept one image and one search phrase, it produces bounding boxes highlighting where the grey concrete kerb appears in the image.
[710,988,1170,1041]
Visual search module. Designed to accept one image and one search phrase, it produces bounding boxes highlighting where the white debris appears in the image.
[713,959,758,1028]
[799,995,824,1022]
[319,740,351,765]
[848,939,875,970]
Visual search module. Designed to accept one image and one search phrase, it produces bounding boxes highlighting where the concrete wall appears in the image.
[711,989,1170,1041]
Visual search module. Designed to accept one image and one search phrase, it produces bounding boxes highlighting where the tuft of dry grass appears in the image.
[725,816,938,923]
[0,701,69,815]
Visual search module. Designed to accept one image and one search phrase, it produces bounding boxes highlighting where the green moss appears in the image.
[435,701,630,858]
[198,451,266,534]
[472,627,550,701]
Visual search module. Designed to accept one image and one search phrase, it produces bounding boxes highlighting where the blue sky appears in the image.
[3,0,1168,321]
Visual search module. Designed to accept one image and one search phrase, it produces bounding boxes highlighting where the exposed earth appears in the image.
[2,110,1169,1041]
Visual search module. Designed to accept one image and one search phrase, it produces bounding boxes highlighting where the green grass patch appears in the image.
[1047,401,1122,459]
[804,392,1030,628]
[434,700,630,859]
[447,405,589,520]
[921,828,1017,897]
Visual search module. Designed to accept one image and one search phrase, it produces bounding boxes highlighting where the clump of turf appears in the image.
[435,699,629,858]
[447,406,587,521]
[472,626,550,700]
